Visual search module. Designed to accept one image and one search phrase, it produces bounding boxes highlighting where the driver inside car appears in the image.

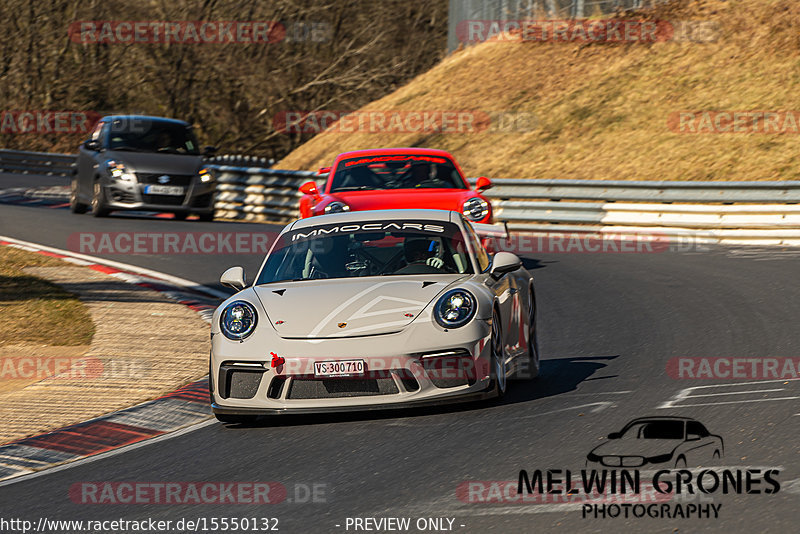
[405,163,432,188]
[396,237,444,274]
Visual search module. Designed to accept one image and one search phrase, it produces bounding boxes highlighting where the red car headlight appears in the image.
[462,197,489,221]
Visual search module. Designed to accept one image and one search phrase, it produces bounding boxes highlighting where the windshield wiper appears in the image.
[111,146,148,152]
[333,186,379,191]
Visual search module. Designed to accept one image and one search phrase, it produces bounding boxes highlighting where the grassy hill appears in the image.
[279,0,800,181]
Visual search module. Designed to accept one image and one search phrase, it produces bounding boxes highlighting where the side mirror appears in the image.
[299,181,319,197]
[220,266,246,291]
[490,252,522,275]
[203,145,217,156]
[476,176,492,191]
[607,432,622,440]
[84,139,101,151]
[317,166,331,175]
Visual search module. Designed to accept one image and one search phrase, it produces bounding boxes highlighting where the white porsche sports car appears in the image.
[210,209,539,423]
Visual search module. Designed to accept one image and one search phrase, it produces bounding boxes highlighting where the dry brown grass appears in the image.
[0,247,94,345]
[279,0,800,181]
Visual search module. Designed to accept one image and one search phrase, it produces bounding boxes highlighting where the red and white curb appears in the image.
[0,236,226,483]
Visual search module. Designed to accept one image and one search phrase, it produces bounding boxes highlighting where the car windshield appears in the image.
[108,119,200,155]
[621,420,685,440]
[256,220,473,284]
[330,155,467,192]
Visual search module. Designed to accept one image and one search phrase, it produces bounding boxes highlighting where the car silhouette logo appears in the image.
[586,416,724,469]
[158,175,170,184]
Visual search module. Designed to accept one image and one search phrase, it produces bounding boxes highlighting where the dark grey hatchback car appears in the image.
[71,115,216,220]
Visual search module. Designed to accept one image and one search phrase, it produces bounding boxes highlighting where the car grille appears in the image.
[287,375,399,399]
[137,173,195,186]
[190,192,214,207]
[142,193,186,206]
[601,456,645,468]
[224,370,264,399]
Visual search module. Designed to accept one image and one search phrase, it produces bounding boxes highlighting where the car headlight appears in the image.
[106,160,135,182]
[646,453,674,464]
[199,167,214,183]
[463,197,489,221]
[434,289,476,329]
[324,201,350,214]
[220,301,258,340]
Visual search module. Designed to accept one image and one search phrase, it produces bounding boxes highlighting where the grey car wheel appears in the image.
[491,308,507,397]
[70,177,88,214]
[91,180,110,217]
[526,289,540,379]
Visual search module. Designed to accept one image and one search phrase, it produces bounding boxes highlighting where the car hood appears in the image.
[253,275,468,338]
[331,189,476,211]
[590,439,682,458]
[104,150,204,175]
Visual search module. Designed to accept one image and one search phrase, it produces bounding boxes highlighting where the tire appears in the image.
[91,180,110,217]
[173,212,188,220]
[70,177,88,214]
[198,212,214,222]
[490,308,508,398]
[525,289,540,379]
[214,413,259,425]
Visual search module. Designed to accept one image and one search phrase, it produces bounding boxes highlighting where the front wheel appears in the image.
[490,308,508,398]
[91,180,110,217]
[70,177,88,214]
[525,289,540,379]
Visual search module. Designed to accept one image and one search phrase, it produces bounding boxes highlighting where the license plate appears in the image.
[314,359,366,377]
[144,185,185,195]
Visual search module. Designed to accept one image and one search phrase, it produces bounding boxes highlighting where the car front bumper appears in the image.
[210,321,495,415]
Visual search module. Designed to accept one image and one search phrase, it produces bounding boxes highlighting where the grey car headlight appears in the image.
[324,201,350,214]
[220,301,258,340]
[434,289,476,329]
[462,197,489,221]
[106,160,135,182]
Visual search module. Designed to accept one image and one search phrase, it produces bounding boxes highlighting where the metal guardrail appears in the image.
[3,149,800,245]
[209,164,317,222]
[0,149,76,176]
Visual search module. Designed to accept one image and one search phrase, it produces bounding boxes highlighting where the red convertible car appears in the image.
[298,148,493,223]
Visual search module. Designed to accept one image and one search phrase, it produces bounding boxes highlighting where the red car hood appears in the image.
[331,189,474,211]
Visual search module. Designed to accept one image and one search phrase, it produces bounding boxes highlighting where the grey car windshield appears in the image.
[108,120,200,155]
[330,155,467,192]
[621,421,685,440]
[257,221,473,284]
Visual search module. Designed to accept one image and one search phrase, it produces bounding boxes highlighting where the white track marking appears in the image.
[0,419,215,488]
[658,379,800,409]
[0,234,228,299]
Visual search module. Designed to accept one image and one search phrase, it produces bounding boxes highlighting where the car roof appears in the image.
[334,147,456,159]
[624,416,698,424]
[285,209,458,232]
[101,115,191,126]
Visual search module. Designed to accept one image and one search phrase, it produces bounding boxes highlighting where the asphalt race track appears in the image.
[1,176,799,533]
